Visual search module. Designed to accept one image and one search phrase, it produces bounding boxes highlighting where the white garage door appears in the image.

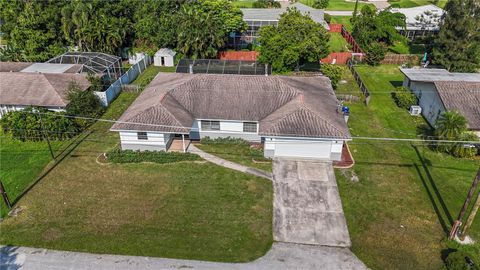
[274,141,332,159]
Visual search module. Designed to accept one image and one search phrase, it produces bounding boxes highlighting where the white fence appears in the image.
[94,55,152,106]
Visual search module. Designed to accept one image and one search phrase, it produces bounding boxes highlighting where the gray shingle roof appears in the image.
[155,48,176,57]
[0,72,91,107]
[434,81,480,130]
[111,73,350,139]
[0,62,33,72]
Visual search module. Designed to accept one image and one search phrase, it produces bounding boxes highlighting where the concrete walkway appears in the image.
[273,159,351,247]
[0,243,367,270]
[188,144,273,180]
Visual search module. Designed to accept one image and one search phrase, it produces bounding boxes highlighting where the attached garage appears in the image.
[264,137,344,160]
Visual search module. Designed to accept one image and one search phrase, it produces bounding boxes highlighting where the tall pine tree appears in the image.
[433,0,480,72]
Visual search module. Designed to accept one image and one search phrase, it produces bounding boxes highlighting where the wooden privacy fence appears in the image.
[329,23,343,33]
[341,26,363,54]
[321,52,353,64]
[347,59,371,105]
[380,54,420,65]
[321,24,364,64]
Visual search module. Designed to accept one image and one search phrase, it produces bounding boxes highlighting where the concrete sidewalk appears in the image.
[188,144,272,180]
[0,243,367,270]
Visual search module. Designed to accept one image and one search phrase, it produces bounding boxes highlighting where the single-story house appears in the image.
[111,73,351,160]
[0,62,91,117]
[233,3,329,47]
[389,5,444,40]
[401,68,480,136]
[154,48,176,67]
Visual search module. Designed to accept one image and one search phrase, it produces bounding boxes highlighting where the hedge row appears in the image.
[200,136,249,145]
[106,148,201,164]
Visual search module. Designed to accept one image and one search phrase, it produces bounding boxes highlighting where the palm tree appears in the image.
[435,111,468,140]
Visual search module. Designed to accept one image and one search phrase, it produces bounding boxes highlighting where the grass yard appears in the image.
[388,0,447,8]
[231,0,256,8]
[388,41,426,55]
[196,143,272,172]
[329,32,350,52]
[336,65,479,269]
[331,16,353,32]
[301,0,375,10]
[131,65,175,88]
[0,92,273,262]
[0,132,68,217]
[335,65,363,101]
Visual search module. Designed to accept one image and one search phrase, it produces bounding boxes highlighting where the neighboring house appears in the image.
[233,3,329,48]
[154,48,176,67]
[390,5,444,40]
[111,73,351,160]
[401,68,480,136]
[0,62,91,117]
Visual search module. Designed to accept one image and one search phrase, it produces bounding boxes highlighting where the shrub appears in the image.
[313,0,329,9]
[364,42,387,66]
[320,63,343,89]
[324,13,331,24]
[451,132,479,158]
[253,0,281,8]
[446,251,478,270]
[0,107,79,141]
[106,148,201,164]
[392,86,417,109]
[201,136,249,145]
[66,81,105,127]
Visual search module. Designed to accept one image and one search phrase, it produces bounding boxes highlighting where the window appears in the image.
[137,132,148,140]
[201,120,220,131]
[243,122,257,133]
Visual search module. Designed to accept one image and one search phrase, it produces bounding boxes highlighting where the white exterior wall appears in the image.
[189,119,261,142]
[154,55,175,67]
[119,131,173,151]
[0,105,64,118]
[264,137,345,161]
[405,79,445,127]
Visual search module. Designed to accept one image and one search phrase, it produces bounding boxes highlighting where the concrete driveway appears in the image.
[273,159,351,247]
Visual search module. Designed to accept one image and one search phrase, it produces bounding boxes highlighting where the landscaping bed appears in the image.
[106,148,201,164]
[336,65,479,269]
[0,92,273,262]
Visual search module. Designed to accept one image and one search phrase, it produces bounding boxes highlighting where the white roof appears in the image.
[400,68,480,82]
[21,63,76,74]
[390,4,444,31]
[155,48,176,57]
[241,3,328,28]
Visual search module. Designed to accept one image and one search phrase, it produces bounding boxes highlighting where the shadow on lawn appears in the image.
[0,246,22,270]
[389,80,404,88]
[412,145,454,235]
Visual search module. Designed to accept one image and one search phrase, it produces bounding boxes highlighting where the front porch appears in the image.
[168,135,191,153]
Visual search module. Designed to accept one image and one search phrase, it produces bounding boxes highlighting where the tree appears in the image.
[253,0,281,8]
[312,0,329,9]
[257,8,330,72]
[176,0,245,59]
[320,64,342,89]
[66,81,105,127]
[433,0,480,72]
[364,42,387,66]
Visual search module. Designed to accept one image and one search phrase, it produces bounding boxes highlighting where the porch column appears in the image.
[182,134,186,153]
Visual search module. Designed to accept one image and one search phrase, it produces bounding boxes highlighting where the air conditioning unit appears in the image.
[409,105,422,116]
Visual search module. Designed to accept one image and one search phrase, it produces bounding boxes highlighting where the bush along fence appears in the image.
[321,24,364,65]
[380,53,420,65]
[94,54,152,106]
[347,59,371,105]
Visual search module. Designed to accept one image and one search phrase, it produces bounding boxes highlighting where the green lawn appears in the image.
[131,65,175,88]
[388,41,426,54]
[336,65,479,269]
[388,0,447,8]
[301,0,375,10]
[331,16,353,32]
[0,132,68,216]
[329,32,350,52]
[0,92,273,262]
[231,0,256,8]
[335,65,363,101]
[196,143,272,172]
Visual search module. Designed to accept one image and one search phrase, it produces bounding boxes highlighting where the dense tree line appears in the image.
[0,0,245,60]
